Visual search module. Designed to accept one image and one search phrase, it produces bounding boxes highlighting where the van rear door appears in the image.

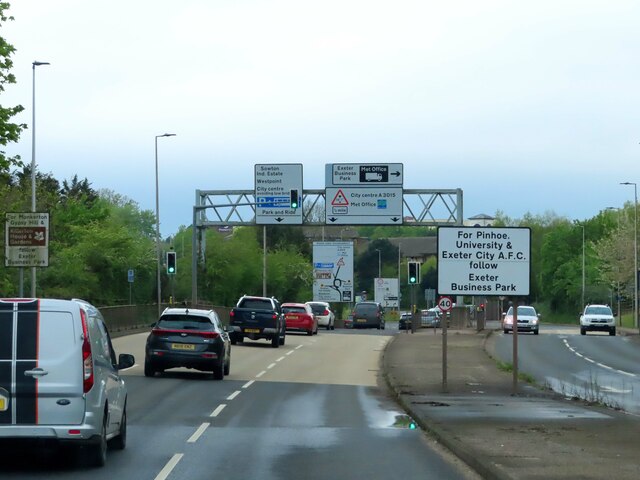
[0,300,85,426]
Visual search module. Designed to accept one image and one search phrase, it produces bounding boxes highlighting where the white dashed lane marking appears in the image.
[227,391,241,401]
[562,339,636,377]
[154,453,184,480]
[187,422,209,443]
[242,380,255,389]
[210,404,226,417]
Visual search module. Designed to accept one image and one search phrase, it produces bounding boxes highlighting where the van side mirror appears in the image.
[117,353,135,370]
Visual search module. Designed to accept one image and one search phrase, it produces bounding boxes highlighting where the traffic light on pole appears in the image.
[408,262,420,285]
[289,189,299,209]
[167,251,176,275]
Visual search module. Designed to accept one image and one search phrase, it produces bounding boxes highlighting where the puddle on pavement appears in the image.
[392,414,418,429]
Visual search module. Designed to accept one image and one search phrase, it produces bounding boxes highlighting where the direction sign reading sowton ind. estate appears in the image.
[437,227,531,296]
[255,164,303,225]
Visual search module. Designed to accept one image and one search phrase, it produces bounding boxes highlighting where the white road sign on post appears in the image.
[326,163,404,186]
[312,242,354,302]
[325,187,403,225]
[437,227,531,296]
[255,163,303,225]
[374,278,399,308]
[5,212,50,267]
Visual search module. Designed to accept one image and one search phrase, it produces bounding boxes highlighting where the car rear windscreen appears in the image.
[283,307,306,314]
[239,299,273,310]
[158,315,214,330]
[308,304,326,314]
[354,304,377,314]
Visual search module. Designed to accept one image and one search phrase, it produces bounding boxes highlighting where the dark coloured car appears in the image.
[399,311,412,330]
[145,307,231,380]
[351,301,385,329]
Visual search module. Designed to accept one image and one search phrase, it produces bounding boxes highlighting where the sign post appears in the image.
[437,226,531,394]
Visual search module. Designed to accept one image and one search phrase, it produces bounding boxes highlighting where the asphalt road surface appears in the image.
[492,324,640,414]
[2,327,479,480]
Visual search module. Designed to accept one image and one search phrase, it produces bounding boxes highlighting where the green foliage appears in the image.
[0,3,26,173]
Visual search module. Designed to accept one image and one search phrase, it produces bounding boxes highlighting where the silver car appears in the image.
[0,298,135,467]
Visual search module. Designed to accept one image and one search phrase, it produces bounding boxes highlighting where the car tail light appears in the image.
[198,331,220,339]
[229,310,235,317]
[272,314,278,320]
[80,309,94,393]
[323,309,329,316]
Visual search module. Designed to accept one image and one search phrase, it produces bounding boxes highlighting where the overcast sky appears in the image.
[4,1,640,236]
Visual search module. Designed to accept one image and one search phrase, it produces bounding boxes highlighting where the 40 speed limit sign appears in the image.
[437,296,453,313]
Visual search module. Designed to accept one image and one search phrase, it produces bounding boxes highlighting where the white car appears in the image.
[580,304,615,336]
[0,298,135,467]
[502,305,540,335]
[306,301,335,330]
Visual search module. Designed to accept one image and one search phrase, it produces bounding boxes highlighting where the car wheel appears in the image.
[610,327,616,336]
[534,329,539,335]
[331,322,335,330]
[213,361,224,380]
[503,329,509,334]
[144,359,156,377]
[88,412,108,467]
[580,326,586,335]
[271,335,279,348]
[230,334,237,345]
[326,323,331,331]
[109,402,127,450]
[307,328,313,336]
[224,354,231,376]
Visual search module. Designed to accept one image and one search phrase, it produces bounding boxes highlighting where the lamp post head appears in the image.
[32,61,50,67]
[157,133,176,138]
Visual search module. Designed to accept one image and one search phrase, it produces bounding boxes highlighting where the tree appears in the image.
[0,2,25,175]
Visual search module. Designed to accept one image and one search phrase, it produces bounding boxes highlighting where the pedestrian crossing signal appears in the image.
[408,262,420,284]
[290,189,299,209]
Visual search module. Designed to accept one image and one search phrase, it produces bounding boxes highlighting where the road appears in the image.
[2,326,479,480]
[491,324,640,414]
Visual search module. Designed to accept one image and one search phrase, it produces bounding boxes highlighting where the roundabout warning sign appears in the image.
[437,227,530,296]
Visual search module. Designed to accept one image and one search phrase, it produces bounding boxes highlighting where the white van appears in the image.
[0,298,135,466]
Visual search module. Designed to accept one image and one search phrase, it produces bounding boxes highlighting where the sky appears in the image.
[3,0,640,237]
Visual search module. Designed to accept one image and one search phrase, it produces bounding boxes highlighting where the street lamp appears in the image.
[30,60,50,297]
[375,249,381,278]
[620,182,638,331]
[606,207,622,323]
[155,133,176,317]
[579,223,585,308]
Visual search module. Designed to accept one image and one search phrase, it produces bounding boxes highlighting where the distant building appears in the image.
[464,213,495,227]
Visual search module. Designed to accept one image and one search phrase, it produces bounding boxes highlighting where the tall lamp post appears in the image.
[581,224,585,308]
[606,207,622,324]
[30,60,50,297]
[620,182,638,330]
[375,249,381,278]
[155,133,176,317]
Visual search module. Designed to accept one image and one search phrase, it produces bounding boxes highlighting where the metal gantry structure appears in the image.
[190,188,463,304]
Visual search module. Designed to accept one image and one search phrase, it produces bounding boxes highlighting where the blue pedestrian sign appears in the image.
[128,269,134,283]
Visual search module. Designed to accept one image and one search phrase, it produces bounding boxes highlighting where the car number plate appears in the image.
[356,318,367,322]
[244,328,260,333]
[171,343,195,351]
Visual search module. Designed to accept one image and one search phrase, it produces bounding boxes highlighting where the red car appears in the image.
[282,303,318,336]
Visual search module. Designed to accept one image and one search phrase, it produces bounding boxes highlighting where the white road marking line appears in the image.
[276,356,286,362]
[563,339,637,377]
[227,391,241,401]
[210,404,226,417]
[154,453,184,480]
[256,371,266,378]
[187,423,209,443]
[267,363,276,369]
[242,380,255,389]
[286,350,294,356]
[295,345,303,350]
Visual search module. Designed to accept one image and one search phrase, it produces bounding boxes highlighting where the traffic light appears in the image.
[408,262,420,285]
[289,189,299,209]
[167,251,176,274]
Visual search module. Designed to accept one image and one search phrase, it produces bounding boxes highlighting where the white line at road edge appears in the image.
[210,404,226,417]
[242,380,255,389]
[562,339,636,377]
[227,391,241,401]
[154,453,183,480]
[187,423,209,443]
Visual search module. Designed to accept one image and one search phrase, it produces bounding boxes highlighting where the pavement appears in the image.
[382,324,640,480]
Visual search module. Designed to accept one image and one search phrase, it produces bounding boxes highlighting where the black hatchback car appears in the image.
[144,307,231,380]
[351,301,386,329]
